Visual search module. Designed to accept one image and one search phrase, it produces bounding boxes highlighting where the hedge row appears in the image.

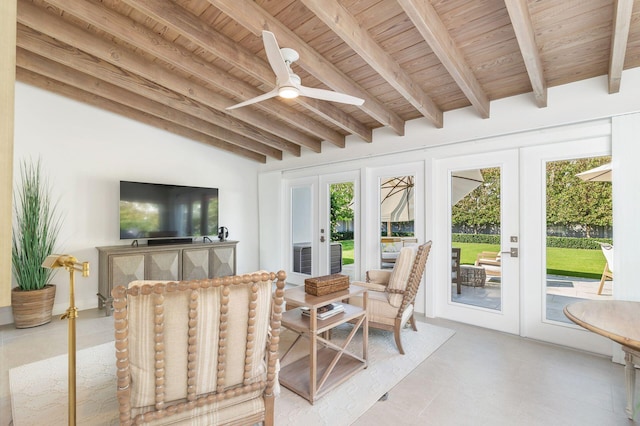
[452,233,500,244]
[546,236,612,250]
[452,233,612,249]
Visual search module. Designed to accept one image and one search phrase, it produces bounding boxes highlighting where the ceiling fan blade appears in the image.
[262,31,291,85]
[226,88,279,110]
[297,85,364,106]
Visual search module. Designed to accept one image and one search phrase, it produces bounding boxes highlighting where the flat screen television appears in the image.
[120,181,219,240]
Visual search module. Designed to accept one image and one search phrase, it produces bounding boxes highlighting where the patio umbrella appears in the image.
[576,162,612,182]
[451,169,484,205]
[380,170,484,225]
[380,176,414,223]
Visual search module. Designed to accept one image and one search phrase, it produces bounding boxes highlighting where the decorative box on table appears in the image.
[304,274,349,296]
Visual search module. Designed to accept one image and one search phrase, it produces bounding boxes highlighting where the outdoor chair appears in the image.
[475,251,501,276]
[380,237,403,268]
[111,271,286,426]
[597,243,614,295]
[380,237,419,268]
[350,241,432,354]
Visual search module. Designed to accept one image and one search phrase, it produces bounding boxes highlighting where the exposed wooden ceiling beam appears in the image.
[122,0,373,143]
[15,47,281,159]
[209,0,406,136]
[47,0,343,149]
[300,0,443,128]
[17,0,318,154]
[397,0,490,118]
[17,67,267,163]
[608,0,634,93]
[16,22,298,157]
[504,0,547,107]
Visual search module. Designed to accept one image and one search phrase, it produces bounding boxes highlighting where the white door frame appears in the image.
[520,137,612,354]
[434,149,520,335]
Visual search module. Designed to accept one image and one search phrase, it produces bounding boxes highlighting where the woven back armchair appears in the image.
[351,241,432,354]
[112,271,286,425]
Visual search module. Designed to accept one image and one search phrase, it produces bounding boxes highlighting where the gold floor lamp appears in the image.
[42,255,90,426]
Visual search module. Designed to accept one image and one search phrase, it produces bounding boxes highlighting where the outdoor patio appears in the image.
[451,274,613,324]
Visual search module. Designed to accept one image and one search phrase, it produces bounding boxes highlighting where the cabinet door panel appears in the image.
[212,246,235,277]
[183,249,210,280]
[111,255,145,286]
[147,251,179,281]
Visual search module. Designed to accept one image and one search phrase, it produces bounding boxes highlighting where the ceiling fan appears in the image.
[226,31,365,110]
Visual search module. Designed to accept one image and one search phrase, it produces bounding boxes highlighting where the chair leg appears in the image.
[409,314,417,331]
[598,263,608,295]
[264,395,274,426]
[394,325,405,355]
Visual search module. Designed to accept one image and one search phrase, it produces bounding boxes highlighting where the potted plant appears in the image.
[11,159,62,328]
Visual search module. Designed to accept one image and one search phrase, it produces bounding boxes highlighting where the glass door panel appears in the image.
[291,184,315,279]
[379,176,415,269]
[450,167,502,310]
[544,156,612,323]
[328,181,356,281]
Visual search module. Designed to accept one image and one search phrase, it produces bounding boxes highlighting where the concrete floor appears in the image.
[354,316,636,425]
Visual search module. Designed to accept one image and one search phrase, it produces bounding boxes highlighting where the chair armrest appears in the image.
[351,280,388,292]
[366,269,392,284]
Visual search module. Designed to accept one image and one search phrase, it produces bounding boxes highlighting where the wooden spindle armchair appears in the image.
[111,271,286,426]
[350,241,432,354]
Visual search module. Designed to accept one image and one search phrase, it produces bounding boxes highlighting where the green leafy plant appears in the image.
[12,159,62,291]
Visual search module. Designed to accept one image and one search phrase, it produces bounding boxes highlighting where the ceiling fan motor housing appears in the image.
[280,47,300,64]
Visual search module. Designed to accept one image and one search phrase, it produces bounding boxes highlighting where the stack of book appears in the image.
[300,303,345,320]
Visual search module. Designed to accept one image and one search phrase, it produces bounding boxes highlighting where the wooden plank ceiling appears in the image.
[15,0,640,163]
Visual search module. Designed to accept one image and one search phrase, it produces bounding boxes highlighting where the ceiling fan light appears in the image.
[278,86,299,99]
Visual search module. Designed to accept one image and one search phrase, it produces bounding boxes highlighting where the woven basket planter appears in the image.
[11,284,56,328]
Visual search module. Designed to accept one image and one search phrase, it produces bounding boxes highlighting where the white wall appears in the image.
[1,83,262,325]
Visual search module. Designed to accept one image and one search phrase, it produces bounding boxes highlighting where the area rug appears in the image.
[10,322,454,426]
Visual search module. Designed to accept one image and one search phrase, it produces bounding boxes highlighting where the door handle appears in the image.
[320,236,326,243]
[501,248,518,258]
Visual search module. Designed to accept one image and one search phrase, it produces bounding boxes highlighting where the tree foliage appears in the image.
[451,158,611,237]
[330,182,354,234]
[546,157,611,237]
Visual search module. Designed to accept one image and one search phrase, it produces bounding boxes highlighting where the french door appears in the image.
[434,142,613,354]
[434,150,520,334]
[286,172,359,285]
[520,138,612,354]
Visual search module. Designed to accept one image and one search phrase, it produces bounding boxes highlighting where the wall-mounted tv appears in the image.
[120,181,219,240]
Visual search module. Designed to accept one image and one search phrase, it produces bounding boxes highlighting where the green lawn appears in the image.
[546,246,605,278]
[339,240,604,279]
[453,242,605,279]
[339,239,354,265]
[454,242,500,265]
